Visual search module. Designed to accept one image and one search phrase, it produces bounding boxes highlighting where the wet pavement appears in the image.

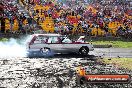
[0,54,132,88]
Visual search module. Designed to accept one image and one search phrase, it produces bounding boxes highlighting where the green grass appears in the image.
[92,41,132,48]
[0,38,8,42]
[99,58,132,70]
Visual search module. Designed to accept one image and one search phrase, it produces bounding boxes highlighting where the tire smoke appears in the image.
[0,36,30,58]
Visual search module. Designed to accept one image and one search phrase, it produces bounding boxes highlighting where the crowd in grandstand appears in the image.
[0,0,132,38]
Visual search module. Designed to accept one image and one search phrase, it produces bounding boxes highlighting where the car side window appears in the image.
[41,37,48,43]
[47,37,52,43]
[47,36,60,44]
[34,36,41,44]
[34,36,48,44]
[62,37,72,43]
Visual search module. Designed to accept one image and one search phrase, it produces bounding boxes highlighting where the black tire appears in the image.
[79,47,89,56]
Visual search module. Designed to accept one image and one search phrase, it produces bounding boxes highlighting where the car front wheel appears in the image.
[79,47,89,56]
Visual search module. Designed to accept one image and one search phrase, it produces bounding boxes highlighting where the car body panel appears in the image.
[27,34,94,55]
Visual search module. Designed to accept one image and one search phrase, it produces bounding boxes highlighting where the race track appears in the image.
[0,48,132,88]
[90,48,132,58]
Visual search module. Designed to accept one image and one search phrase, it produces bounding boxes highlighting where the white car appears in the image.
[26,34,94,57]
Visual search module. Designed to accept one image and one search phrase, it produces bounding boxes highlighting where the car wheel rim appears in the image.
[81,48,87,54]
[40,48,49,55]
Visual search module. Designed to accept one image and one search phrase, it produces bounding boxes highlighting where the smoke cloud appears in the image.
[0,36,30,58]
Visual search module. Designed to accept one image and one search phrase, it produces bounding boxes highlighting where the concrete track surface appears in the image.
[90,48,132,58]
[0,55,132,88]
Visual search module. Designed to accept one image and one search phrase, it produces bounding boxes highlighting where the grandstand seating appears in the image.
[1,0,131,36]
[40,17,54,32]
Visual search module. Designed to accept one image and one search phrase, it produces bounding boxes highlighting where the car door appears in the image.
[46,36,63,53]
[30,35,48,51]
[61,38,79,53]
[63,43,79,53]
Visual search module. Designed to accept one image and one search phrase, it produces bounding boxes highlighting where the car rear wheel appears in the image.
[40,47,51,56]
[79,47,89,56]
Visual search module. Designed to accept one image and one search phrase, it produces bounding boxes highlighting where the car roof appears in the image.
[32,33,62,37]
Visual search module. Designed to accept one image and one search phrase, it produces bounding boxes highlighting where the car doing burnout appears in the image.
[26,34,94,57]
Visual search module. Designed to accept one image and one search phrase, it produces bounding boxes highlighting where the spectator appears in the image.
[1,0,131,37]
